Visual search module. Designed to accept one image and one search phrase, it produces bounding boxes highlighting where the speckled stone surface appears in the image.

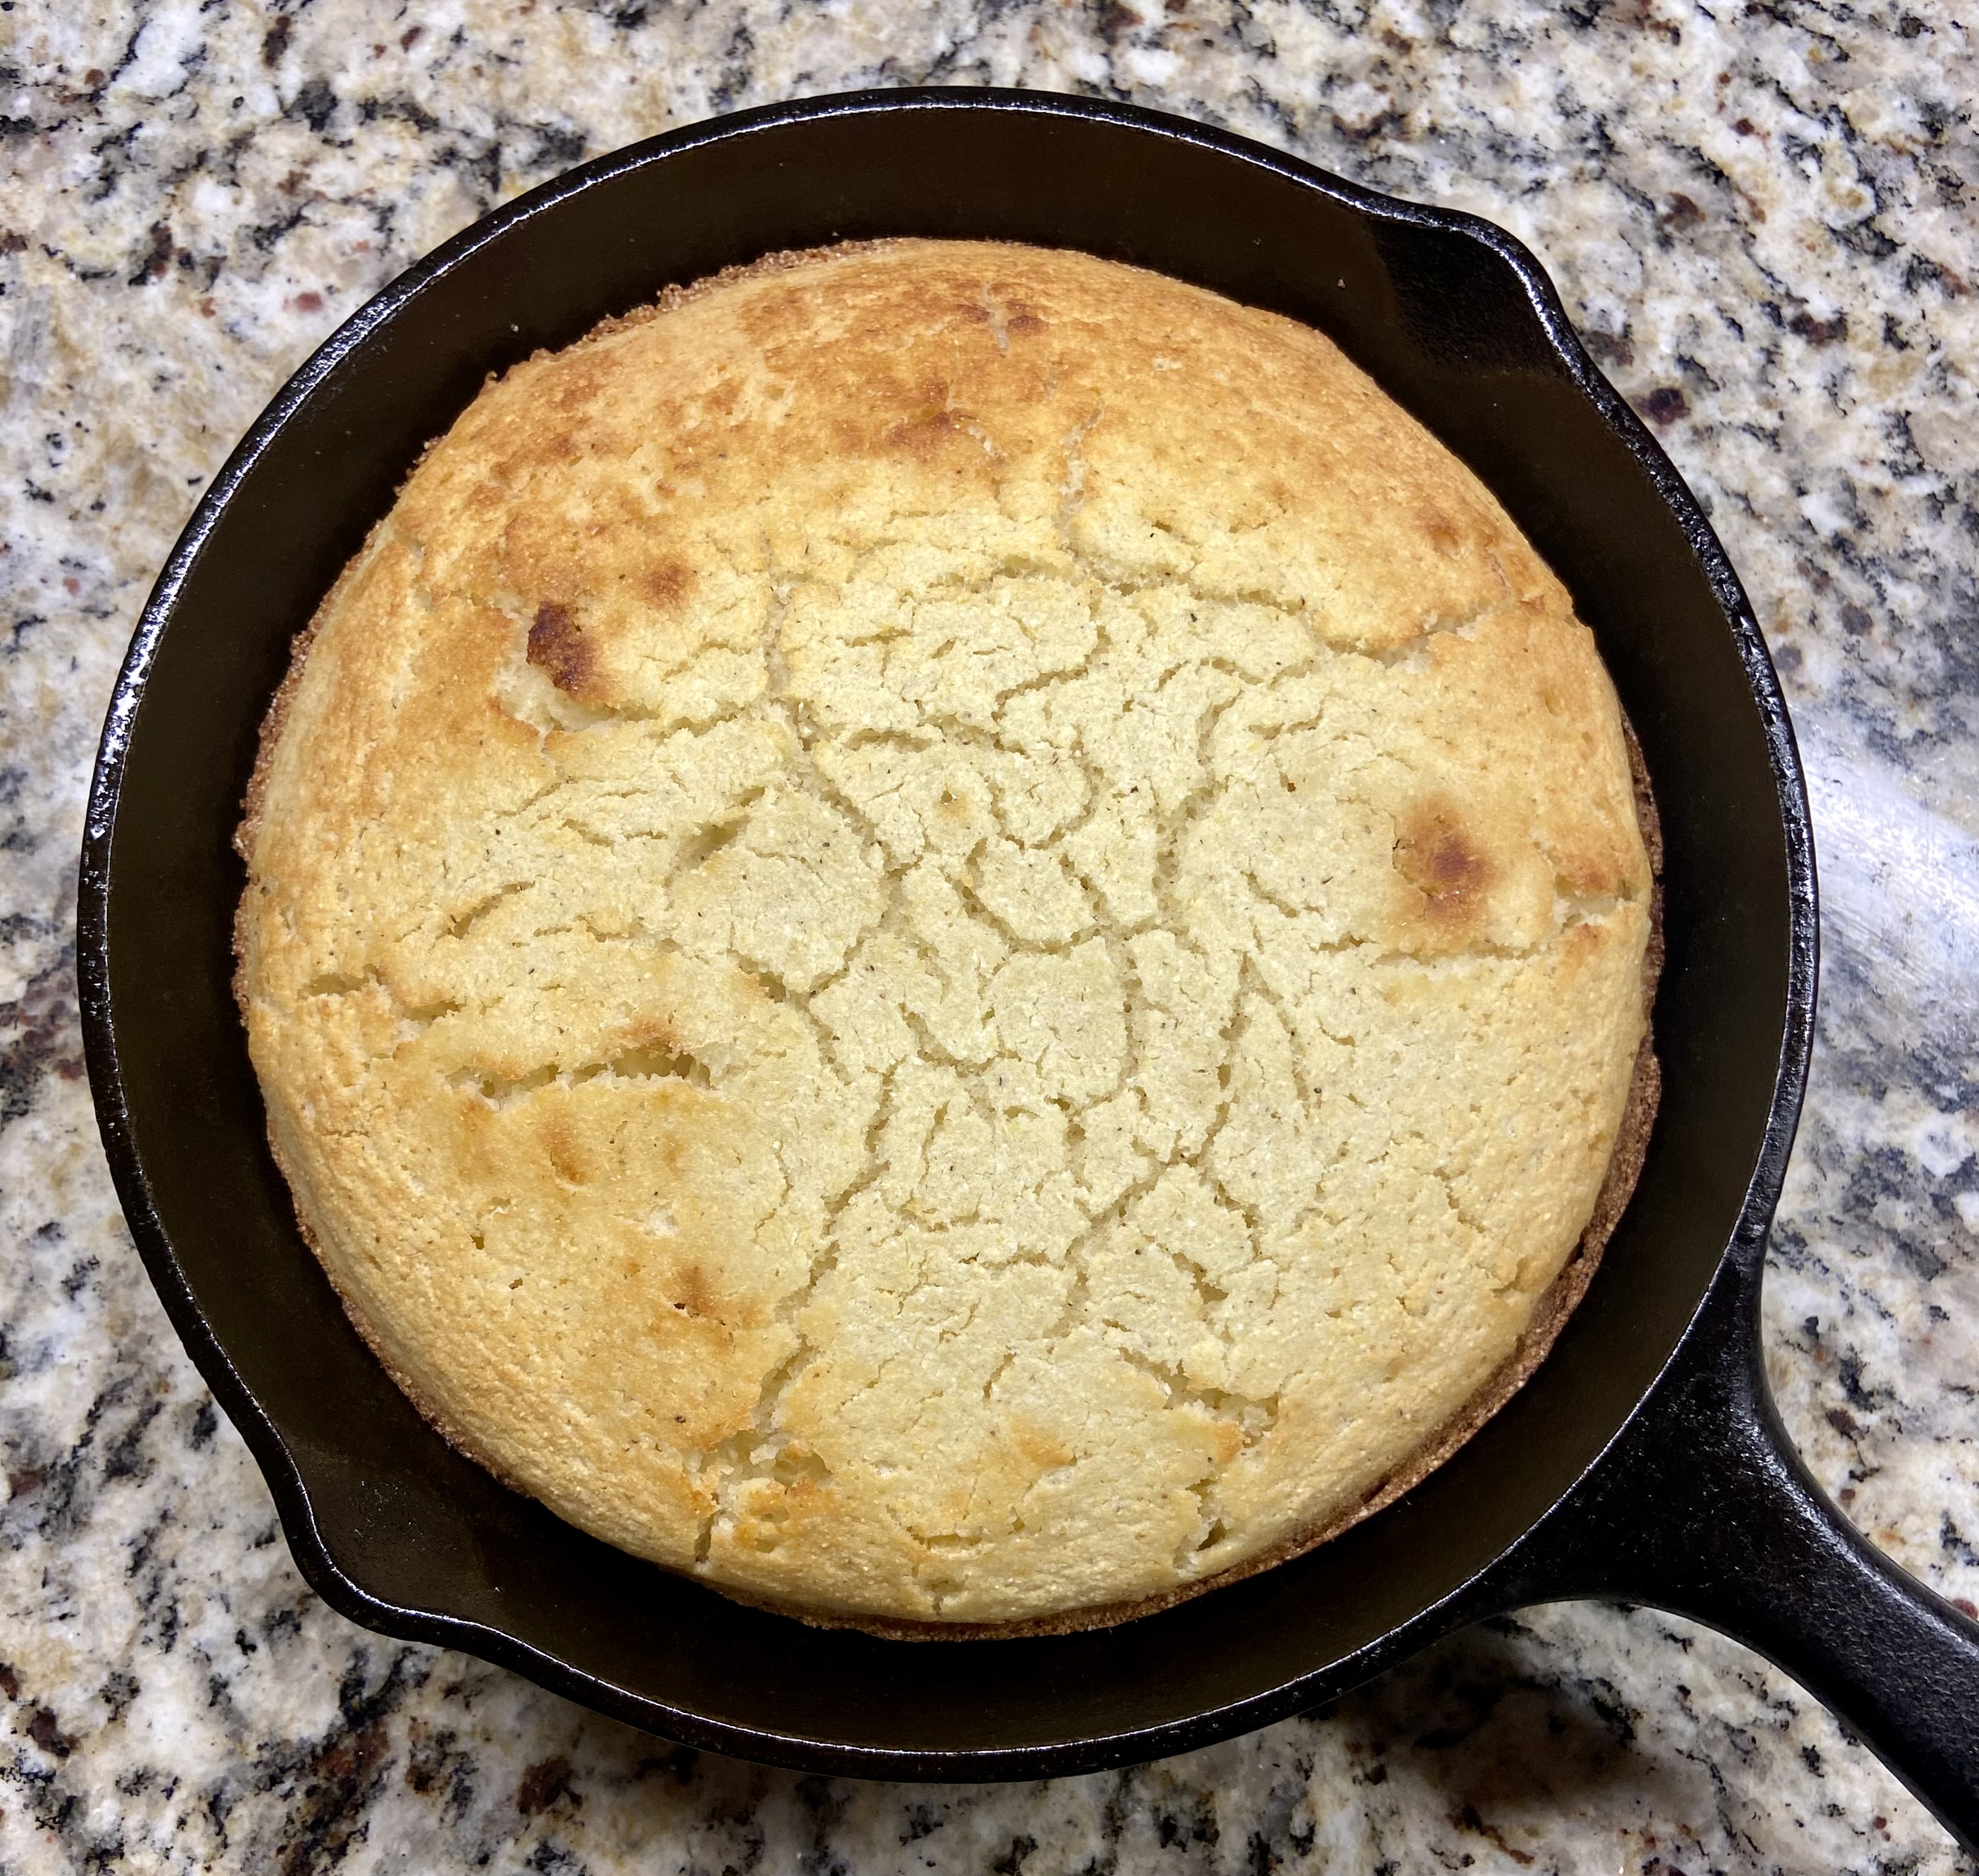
[3,1,1976,1869]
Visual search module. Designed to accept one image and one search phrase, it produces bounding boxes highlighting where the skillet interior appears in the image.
[80,91,1799,1777]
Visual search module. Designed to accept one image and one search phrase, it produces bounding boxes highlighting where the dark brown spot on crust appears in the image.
[1419,509,1463,558]
[526,600,592,694]
[1005,305,1044,336]
[642,558,695,609]
[627,1014,683,1055]
[670,1263,714,1318]
[542,1116,587,1187]
[1395,801,1491,921]
[883,405,969,460]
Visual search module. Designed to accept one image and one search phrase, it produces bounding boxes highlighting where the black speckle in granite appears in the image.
[527,122,589,173]
[1582,325,1634,367]
[359,93,444,135]
[289,77,339,135]
[98,1396,160,1485]
[1834,1346,1895,1416]
[406,1718,478,1817]
[1838,217,1902,262]
[6,1375,148,1546]
[571,0,650,31]
[1155,1793,1217,1848]
[99,1673,139,1723]
[245,203,309,253]
[796,1771,852,1876]
[240,1649,421,1876]
[0,1738,65,1836]
[128,1520,183,1655]
[990,1832,1039,1874]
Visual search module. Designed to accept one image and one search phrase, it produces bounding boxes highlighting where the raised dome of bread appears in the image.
[238,238,1655,1632]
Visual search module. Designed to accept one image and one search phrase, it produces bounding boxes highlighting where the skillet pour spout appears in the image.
[77,88,1979,1847]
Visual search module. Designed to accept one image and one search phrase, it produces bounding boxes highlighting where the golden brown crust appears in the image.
[236,238,1660,1633]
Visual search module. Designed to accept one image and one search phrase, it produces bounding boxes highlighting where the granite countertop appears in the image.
[3,1,1976,1869]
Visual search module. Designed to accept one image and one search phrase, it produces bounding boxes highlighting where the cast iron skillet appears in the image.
[78,90,1979,1844]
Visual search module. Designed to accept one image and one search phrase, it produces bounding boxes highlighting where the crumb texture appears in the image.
[239,240,1651,1627]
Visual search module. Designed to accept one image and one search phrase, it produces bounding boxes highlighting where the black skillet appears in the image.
[77,90,1979,1846]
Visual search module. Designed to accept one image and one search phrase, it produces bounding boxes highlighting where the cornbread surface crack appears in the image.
[238,240,1654,1631]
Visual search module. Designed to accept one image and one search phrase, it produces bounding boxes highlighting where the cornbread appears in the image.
[236,239,1658,1632]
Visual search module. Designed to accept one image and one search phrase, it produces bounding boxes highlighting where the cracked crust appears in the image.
[235,240,1660,1632]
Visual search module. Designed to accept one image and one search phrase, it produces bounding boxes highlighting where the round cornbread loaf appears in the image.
[236,239,1657,1632]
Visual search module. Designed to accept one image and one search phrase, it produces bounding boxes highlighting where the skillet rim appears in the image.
[76,84,1819,1780]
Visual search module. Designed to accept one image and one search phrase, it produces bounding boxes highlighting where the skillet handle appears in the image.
[1499,1246,1979,1852]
